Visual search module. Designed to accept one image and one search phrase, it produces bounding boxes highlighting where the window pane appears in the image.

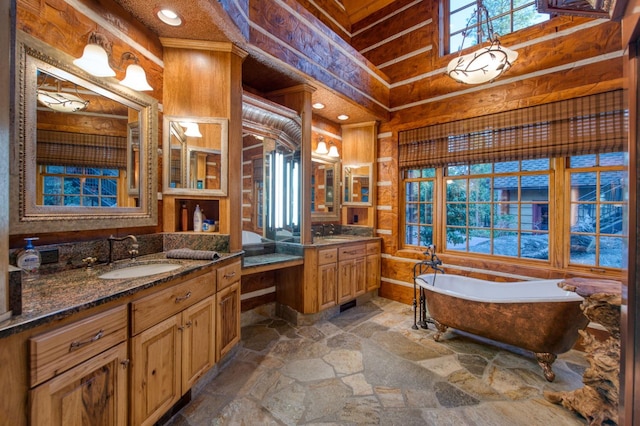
[599,152,625,167]
[469,228,491,254]
[406,182,419,202]
[494,176,518,198]
[468,203,490,227]
[600,171,625,202]
[493,231,518,256]
[447,165,468,176]
[470,163,491,174]
[446,179,467,200]
[67,167,83,175]
[521,175,548,199]
[451,6,475,33]
[406,204,418,223]
[43,176,61,194]
[521,232,548,260]
[521,159,549,171]
[600,205,624,234]
[492,15,511,36]
[64,195,80,206]
[447,203,467,226]
[571,173,597,201]
[521,203,535,230]
[103,169,119,177]
[83,196,99,206]
[495,161,519,173]
[420,204,433,224]
[46,165,64,174]
[419,226,433,246]
[570,155,596,168]
[420,180,433,201]
[406,225,420,245]
[101,179,117,196]
[495,204,517,229]
[446,227,467,248]
[101,197,117,207]
[64,177,81,195]
[86,168,101,176]
[83,178,99,196]
[405,169,421,179]
[469,178,491,201]
[599,236,624,268]
[43,195,61,205]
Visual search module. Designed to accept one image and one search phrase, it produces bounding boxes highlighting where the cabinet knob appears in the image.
[120,359,130,369]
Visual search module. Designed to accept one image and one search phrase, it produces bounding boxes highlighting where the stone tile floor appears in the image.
[166,297,589,425]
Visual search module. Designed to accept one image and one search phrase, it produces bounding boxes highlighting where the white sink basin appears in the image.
[99,263,181,279]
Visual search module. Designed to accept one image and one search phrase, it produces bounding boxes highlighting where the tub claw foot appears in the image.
[535,352,557,382]
[433,321,448,342]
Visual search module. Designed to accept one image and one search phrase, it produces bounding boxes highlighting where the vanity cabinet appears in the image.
[130,270,217,426]
[29,305,129,425]
[216,261,241,360]
[337,244,367,304]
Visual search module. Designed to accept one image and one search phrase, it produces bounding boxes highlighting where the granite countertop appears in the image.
[242,253,304,268]
[310,235,381,246]
[0,252,241,338]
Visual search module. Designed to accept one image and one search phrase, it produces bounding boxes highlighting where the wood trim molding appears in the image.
[160,37,248,59]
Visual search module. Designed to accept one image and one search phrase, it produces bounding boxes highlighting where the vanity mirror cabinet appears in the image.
[343,163,372,206]
[163,116,228,196]
[311,156,340,223]
[11,30,158,233]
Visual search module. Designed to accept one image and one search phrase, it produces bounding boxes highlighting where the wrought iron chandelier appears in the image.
[445,2,518,85]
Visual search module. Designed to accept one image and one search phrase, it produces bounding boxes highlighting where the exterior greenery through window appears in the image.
[402,153,627,270]
[445,0,549,55]
[41,165,119,207]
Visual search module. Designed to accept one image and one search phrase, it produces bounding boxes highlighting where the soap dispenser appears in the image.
[17,237,41,282]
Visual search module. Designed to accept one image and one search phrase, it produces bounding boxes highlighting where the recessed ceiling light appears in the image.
[312,102,325,109]
[337,114,349,121]
[157,9,182,26]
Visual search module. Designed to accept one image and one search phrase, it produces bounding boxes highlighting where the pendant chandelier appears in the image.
[446,2,518,85]
[37,75,89,113]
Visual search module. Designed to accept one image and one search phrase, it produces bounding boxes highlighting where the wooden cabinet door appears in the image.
[131,315,181,426]
[30,342,128,426]
[366,253,380,292]
[337,259,356,304]
[354,256,367,297]
[318,262,338,310]
[181,296,216,391]
[216,281,240,361]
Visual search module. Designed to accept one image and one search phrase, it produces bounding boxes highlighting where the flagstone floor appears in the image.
[166,297,588,425]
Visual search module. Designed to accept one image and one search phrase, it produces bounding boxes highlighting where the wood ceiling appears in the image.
[338,0,398,24]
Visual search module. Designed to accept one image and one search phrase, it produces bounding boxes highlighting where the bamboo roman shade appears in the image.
[399,90,627,169]
[37,130,127,169]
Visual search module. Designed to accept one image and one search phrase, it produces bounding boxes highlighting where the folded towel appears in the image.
[166,248,221,260]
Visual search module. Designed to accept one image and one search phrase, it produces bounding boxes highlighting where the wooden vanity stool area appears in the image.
[24,257,241,426]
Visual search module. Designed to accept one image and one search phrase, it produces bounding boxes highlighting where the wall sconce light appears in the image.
[119,52,153,91]
[315,136,329,155]
[445,2,518,85]
[73,32,116,77]
[327,142,340,158]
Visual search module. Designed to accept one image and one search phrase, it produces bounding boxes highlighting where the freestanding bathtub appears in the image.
[415,273,589,381]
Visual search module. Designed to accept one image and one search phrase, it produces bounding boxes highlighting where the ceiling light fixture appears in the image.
[337,114,349,121]
[157,8,183,26]
[119,52,153,91]
[445,2,518,85]
[183,122,202,138]
[73,32,116,77]
[37,76,89,113]
[312,102,325,109]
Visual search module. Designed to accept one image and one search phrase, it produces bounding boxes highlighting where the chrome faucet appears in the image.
[108,234,139,264]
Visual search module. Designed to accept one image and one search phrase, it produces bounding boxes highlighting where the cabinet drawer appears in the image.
[366,242,380,255]
[217,261,241,291]
[131,270,216,335]
[339,244,366,261]
[318,248,337,265]
[30,305,128,387]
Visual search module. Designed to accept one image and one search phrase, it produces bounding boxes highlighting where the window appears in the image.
[404,168,436,246]
[445,160,550,260]
[40,165,119,207]
[568,153,626,269]
[445,0,550,54]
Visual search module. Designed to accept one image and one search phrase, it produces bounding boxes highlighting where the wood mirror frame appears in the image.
[311,155,340,222]
[11,31,158,234]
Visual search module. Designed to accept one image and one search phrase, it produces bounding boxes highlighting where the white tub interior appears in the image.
[416,273,583,303]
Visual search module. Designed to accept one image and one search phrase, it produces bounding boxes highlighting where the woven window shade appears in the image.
[37,130,127,169]
[399,90,627,169]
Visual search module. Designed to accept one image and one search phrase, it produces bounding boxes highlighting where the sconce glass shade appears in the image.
[315,140,329,155]
[73,43,116,77]
[37,90,89,113]
[446,40,518,85]
[120,64,153,91]
[328,145,340,158]
[183,123,202,138]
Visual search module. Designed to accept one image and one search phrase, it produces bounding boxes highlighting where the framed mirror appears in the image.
[343,163,372,206]
[163,116,228,196]
[311,155,340,222]
[11,31,158,234]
